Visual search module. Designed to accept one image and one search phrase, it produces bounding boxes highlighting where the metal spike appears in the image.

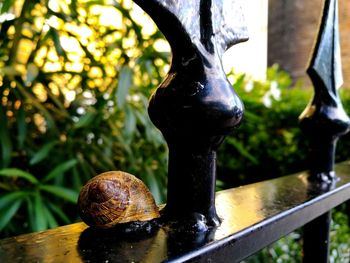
[302,1,350,260]
[300,0,350,181]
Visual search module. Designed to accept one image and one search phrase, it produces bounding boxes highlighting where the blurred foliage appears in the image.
[0,0,169,237]
[219,65,350,187]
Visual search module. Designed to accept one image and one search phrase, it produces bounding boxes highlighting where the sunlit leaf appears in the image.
[116,66,132,108]
[233,73,246,90]
[49,28,68,60]
[0,199,22,231]
[47,9,70,22]
[29,141,58,165]
[16,81,57,131]
[40,185,78,203]
[46,89,70,115]
[0,168,39,184]
[42,159,77,182]
[83,0,107,8]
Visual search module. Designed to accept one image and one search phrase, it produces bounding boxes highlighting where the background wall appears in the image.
[223,0,268,80]
[268,0,350,87]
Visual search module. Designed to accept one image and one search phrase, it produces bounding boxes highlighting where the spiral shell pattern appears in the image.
[78,171,160,228]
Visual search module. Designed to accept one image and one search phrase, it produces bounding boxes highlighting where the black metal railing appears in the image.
[1,1,350,262]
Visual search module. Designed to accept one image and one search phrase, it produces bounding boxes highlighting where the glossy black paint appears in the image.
[132,0,248,229]
[303,212,331,262]
[299,1,350,262]
[299,0,350,182]
[1,162,350,262]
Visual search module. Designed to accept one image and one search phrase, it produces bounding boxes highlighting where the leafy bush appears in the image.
[0,0,169,237]
[219,65,350,187]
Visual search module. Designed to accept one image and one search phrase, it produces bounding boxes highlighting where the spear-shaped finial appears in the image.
[300,2,350,261]
[299,0,350,182]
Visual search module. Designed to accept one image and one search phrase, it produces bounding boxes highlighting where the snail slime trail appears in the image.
[78,171,160,234]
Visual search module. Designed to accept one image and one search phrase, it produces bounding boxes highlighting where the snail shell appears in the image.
[78,171,160,228]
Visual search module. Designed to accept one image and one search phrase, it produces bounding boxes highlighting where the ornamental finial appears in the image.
[300,0,350,182]
[133,0,248,230]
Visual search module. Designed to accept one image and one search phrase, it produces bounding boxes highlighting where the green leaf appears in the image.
[42,159,77,183]
[46,88,70,115]
[73,111,96,129]
[226,137,259,164]
[72,166,82,190]
[16,106,27,148]
[0,199,22,231]
[233,73,246,90]
[26,196,36,232]
[0,191,26,210]
[49,28,68,60]
[145,168,161,204]
[116,66,132,108]
[29,141,58,165]
[26,63,39,83]
[34,193,47,231]
[47,9,70,22]
[124,105,136,137]
[40,185,78,203]
[70,0,78,18]
[42,204,58,228]
[47,203,70,224]
[0,0,15,14]
[0,107,12,168]
[0,168,39,184]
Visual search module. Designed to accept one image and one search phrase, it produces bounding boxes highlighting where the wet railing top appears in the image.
[1,161,350,263]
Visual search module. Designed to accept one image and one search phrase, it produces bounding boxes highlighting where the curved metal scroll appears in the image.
[132,0,248,229]
[299,0,350,182]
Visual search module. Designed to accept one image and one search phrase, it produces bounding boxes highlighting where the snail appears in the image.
[78,171,160,229]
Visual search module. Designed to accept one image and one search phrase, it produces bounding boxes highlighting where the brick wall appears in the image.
[268,0,350,88]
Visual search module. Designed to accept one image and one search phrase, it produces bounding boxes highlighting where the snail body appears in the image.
[78,171,160,229]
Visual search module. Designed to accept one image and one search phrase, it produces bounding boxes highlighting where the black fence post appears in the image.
[303,212,332,262]
[132,0,248,230]
[299,0,350,261]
